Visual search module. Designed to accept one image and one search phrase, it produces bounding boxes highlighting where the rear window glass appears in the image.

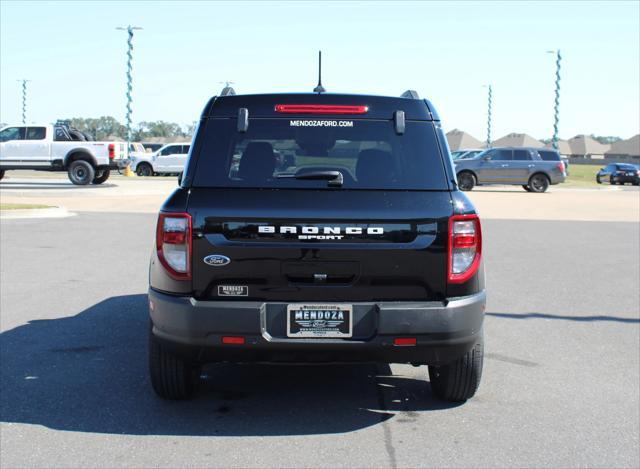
[538,150,560,161]
[616,164,637,170]
[192,119,447,190]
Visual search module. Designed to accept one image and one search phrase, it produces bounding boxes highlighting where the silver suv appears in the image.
[454,147,567,193]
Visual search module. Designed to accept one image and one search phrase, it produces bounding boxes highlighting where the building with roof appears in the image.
[445,129,484,151]
[544,139,571,156]
[567,135,610,158]
[491,133,544,148]
[604,134,640,160]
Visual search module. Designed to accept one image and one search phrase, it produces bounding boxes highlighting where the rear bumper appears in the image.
[611,175,639,183]
[108,158,130,169]
[149,288,486,366]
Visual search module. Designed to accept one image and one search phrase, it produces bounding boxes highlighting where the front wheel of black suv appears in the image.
[429,332,484,402]
[528,174,549,193]
[149,330,201,400]
[457,171,476,191]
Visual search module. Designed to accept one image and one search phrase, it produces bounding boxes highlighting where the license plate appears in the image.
[286,304,352,338]
[627,172,634,176]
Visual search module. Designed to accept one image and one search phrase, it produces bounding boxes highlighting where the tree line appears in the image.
[64,116,197,141]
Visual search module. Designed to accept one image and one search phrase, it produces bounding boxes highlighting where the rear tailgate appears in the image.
[189,188,453,302]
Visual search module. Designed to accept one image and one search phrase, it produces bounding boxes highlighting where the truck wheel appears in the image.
[136,163,153,177]
[596,175,601,184]
[149,330,200,400]
[68,160,95,185]
[457,172,476,191]
[429,332,483,402]
[0,170,5,181]
[527,174,549,193]
[92,170,111,185]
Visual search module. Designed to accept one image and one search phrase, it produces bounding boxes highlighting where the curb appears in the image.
[0,206,75,220]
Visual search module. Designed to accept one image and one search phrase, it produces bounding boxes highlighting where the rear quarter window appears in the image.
[191,119,448,190]
[538,150,561,161]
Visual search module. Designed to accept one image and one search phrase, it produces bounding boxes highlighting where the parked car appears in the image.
[131,143,190,176]
[596,163,640,185]
[148,89,486,403]
[0,123,127,185]
[454,146,566,192]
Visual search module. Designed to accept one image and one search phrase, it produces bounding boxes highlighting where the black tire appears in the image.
[522,184,533,192]
[67,160,95,186]
[596,175,601,184]
[0,170,5,181]
[92,169,111,185]
[149,331,200,400]
[429,332,484,402]
[457,171,476,191]
[136,162,153,177]
[527,173,549,193]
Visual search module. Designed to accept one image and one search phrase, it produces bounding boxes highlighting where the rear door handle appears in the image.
[528,164,535,168]
[500,164,508,167]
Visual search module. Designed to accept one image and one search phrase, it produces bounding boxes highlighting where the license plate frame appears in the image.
[286,304,353,338]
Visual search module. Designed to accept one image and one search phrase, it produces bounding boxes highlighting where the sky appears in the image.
[1,1,638,140]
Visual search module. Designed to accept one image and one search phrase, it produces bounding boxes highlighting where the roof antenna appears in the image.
[313,50,326,93]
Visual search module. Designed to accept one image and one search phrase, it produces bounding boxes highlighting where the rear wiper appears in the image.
[277,170,344,187]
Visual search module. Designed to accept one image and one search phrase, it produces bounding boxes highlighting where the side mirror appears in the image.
[177,172,183,186]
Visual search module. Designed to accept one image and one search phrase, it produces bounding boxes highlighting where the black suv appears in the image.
[148,90,486,402]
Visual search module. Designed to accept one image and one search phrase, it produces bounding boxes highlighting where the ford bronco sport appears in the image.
[148,89,486,402]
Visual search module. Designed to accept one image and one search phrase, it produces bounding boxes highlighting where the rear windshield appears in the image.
[616,164,637,170]
[191,119,447,190]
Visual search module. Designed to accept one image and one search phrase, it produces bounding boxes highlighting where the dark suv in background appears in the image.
[454,146,567,192]
[148,89,486,403]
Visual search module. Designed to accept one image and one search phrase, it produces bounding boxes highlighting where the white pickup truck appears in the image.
[0,124,128,185]
[130,142,190,176]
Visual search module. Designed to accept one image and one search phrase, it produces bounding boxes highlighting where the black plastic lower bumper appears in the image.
[148,288,486,366]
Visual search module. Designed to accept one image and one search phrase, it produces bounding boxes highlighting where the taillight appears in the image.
[557,162,565,173]
[448,214,482,284]
[108,143,115,159]
[274,104,368,114]
[156,212,192,280]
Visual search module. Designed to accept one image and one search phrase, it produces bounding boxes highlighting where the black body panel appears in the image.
[185,188,454,302]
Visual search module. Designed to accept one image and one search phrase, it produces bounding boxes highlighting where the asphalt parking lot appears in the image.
[1,175,639,468]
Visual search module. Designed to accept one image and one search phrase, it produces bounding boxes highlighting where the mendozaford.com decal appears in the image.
[289,120,354,127]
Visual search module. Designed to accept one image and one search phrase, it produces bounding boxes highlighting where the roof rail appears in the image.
[220,86,236,96]
[401,90,420,99]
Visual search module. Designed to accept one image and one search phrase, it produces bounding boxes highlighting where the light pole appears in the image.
[116,25,142,149]
[17,79,30,124]
[547,49,562,150]
[484,84,493,148]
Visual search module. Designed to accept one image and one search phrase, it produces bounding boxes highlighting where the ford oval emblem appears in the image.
[203,254,231,267]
